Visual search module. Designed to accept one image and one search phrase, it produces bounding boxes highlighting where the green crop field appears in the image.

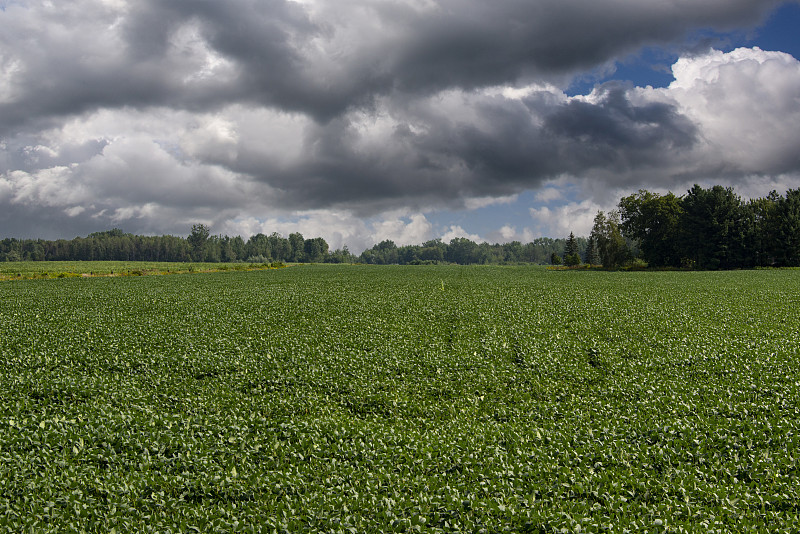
[1,265,798,532]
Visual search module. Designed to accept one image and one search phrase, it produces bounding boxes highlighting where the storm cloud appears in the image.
[1,0,799,247]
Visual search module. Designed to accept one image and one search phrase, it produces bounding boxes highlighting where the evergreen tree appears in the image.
[775,188,800,266]
[748,192,780,267]
[680,185,748,269]
[584,235,599,265]
[564,232,581,266]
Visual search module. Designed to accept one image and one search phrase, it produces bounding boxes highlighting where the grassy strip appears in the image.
[0,260,286,281]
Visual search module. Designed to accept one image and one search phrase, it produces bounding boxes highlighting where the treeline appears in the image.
[359,184,800,269]
[3,184,797,269]
[590,185,800,269]
[1,224,579,266]
[0,226,356,264]
[0,226,578,266]
[358,237,582,265]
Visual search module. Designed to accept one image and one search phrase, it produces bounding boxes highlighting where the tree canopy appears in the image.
[616,185,800,269]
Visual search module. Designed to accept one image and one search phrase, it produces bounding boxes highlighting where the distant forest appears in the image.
[2,185,798,269]
[0,225,578,266]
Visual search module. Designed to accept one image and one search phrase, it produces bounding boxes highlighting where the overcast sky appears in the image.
[2,0,799,252]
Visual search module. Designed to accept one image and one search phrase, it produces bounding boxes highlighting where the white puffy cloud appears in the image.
[219,210,434,253]
[534,188,565,203]
[464,194,518,210]
[486,224,538,244]
[529,199,606,238]
[370,213,435,247]
[441,225,485,244]
[220,211,370,252]
[639,47,800,177]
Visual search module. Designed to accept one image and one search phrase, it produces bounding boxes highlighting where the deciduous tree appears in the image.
[618,190,683,267]
[188,223,210,262]
[590,211,631,268]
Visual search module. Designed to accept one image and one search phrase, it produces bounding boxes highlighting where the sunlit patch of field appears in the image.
[0,261,286,281]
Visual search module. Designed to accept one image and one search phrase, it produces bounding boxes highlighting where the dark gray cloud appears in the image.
[543,83,698,172]
[0,0,786,133]
[254,83,699,213]
[0,203,100,239]
[387,0,780,90]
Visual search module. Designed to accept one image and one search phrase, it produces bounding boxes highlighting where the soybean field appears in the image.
[0,265,798,532]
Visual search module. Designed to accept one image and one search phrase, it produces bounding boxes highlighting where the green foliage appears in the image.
[618,189,683,267]
[775,189,800,266]
[2,250,21,262]
[681,185,749,270]
[0,232,191,262]
[584,235,600,265]
[446,237,478,264]
[590,211,632,269]
[0,229,336,265]
[245,254,271,264]
[303,237,328,263]
[361,240,399,265]
[188,224,211,262]
[617,185,800,269]
[360,237,585,265]
[3,266,798,531]
[289,232,305,263]
[564,232,580,266]
[563,254,580,267]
